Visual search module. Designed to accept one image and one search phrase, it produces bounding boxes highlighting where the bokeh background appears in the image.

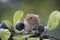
[0,0,60,40]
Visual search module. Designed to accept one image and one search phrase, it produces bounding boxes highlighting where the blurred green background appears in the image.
[0,0,60,40]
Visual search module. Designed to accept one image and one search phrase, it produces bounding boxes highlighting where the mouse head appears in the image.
[25,14,40,28]
[25,14,40,23]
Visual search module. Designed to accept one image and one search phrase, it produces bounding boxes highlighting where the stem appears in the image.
[45,34,60,40]
[10,29,60,40]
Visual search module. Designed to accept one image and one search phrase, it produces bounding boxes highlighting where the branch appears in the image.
[10,29,60,40]
[45,34,60,40]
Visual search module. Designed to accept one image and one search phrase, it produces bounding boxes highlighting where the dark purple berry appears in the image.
[15,21,25,31]
[38,24,45,33]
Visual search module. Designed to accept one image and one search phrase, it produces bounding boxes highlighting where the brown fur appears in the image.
[24,14,40,34]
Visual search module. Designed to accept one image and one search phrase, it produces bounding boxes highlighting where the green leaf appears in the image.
[43,39,50,40]
[46,11,60,30]
[0,28,11,40]
[13,34,33,40]
[13,10,24,25]
[28,37,40,40]
[4,20,12,29]
[28,38,50,40]
[13,34,50,40]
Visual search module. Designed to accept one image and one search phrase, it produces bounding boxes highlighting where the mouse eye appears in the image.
[30,17,32,19]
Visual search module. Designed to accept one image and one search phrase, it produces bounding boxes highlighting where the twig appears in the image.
[45,34,60,40]
[10,29,60,40]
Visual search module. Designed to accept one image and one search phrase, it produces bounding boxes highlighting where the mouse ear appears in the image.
[37,15,39,18]
[34,15,39,18]
[26,14,29,17]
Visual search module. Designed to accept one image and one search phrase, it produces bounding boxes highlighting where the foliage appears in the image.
[0,10,60,40]
[46,11,60,30]
[28,37,40,40]
[5,20,12,29]
[13,10,24,25]
[0,28,11,40]
[13,34,33,40]
[0,10,24,40]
